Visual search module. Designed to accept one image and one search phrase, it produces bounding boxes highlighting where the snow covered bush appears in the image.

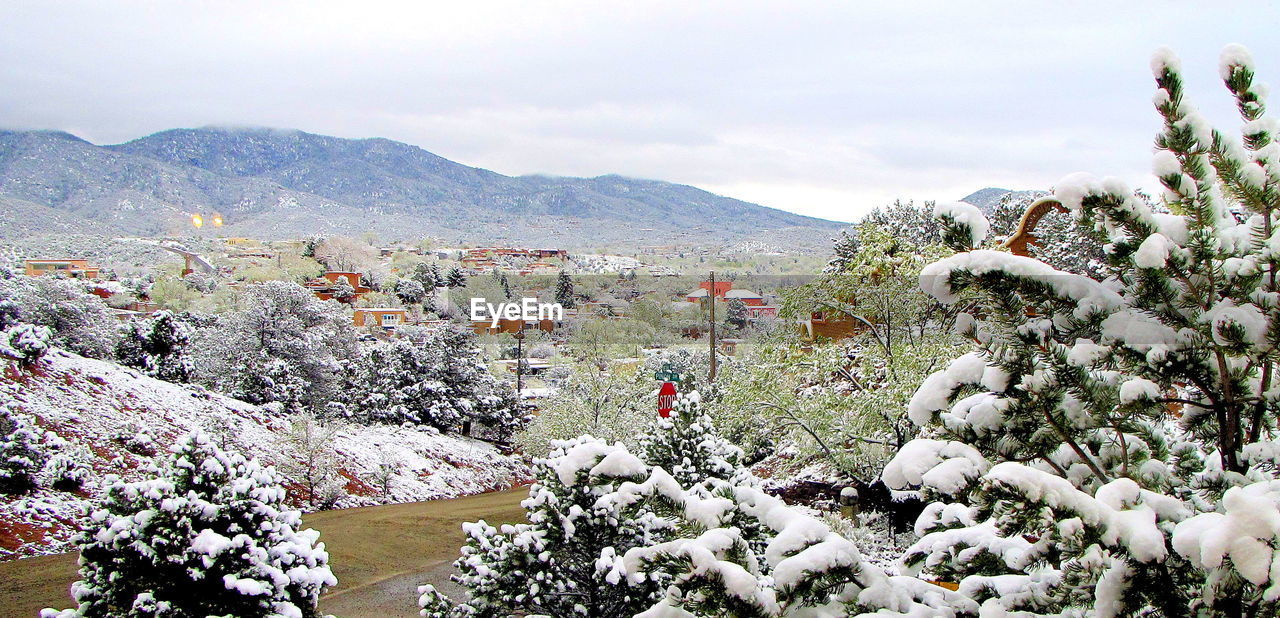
[421,436,671,617]
[345,326,528,437]
[0,400,45,494]
[115,310,195,383]
[3,322,52,365]
[43,432,335,618]
[638,392,753,490]
[111,421,158,456]
[0,274,117,358]
[40,445,92,492]
[194,281,357,414]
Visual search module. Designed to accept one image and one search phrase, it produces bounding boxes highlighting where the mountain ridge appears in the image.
[0,126,844,246]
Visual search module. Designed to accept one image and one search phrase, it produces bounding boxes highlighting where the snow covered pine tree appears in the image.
[419,436,671,617]
[44,432,335,618]
[420,393,764,617]
[580,45,1280,617]
[0,399,44,494]
[637,392,754,490]
[115,310,195,383]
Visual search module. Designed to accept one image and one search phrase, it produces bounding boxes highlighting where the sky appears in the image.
[0,2,1273,222]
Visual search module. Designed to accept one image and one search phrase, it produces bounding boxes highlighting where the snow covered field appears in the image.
[0,349,530,560]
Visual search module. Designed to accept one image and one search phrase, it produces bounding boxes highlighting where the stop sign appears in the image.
[657,382,677,418]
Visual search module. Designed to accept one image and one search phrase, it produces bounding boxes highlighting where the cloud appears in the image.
[0,1,1273,222]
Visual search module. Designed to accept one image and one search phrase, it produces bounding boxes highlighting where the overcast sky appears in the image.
[0,2,1272,222]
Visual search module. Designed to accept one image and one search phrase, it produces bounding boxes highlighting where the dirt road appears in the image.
[0,488,528,618]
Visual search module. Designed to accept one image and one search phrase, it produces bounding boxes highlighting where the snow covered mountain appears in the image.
[0,127,844,245]
[0,348,529,560]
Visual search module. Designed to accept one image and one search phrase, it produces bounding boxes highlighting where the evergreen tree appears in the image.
[115,311,194,383]
[394,278,427,305]
[0,401,44,494]
[411,262,438,289]
[638,393,752,490]
[0,275,118,359]
[860,199,940,248]
[330,277,356,304]
[726,298,748,330]
[555,271,576,308]
[824,228,860,273]
[420,436,670,617]
[346,327,529,436]
[43,432,335,618]
[194,281,356,414]
[445,266,466,288]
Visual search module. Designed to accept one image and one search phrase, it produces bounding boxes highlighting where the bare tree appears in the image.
[282,414,343,510]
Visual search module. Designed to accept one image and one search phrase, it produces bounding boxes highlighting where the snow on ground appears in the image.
[570,254,643,273]
[0,349,530,560]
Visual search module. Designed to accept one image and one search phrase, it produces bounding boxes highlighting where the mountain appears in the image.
[959,187,1043,213]
[0,127,844,246]
[958,187,1012,212]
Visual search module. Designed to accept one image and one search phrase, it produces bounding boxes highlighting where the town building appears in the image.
[24,259,100,279]
[305,272,372,302]
[353,308,408,328]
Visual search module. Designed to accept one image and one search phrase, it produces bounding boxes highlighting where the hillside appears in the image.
[0,349,529,561]
[0,127,844,246]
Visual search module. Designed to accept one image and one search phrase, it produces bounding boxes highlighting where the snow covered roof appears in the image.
[686,289,709,297]
[724,289,762,299]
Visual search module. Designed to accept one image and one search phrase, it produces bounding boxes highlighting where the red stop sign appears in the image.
[657,382,677,418]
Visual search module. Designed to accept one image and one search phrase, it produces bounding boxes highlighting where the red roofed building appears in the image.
[306,272,372,303]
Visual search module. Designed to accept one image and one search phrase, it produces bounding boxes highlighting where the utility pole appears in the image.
[709,271,718,382]
[514,330,525,394]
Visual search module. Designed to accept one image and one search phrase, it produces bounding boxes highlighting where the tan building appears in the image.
[24,259,100,279]
[354,308,408,328]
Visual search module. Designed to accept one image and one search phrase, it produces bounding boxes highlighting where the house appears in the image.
[470,318,557,335]
[24,259,100,279]
[685,280,733,302]
[354,308,408,328]
[470,318,522,335]
[723,289,766,306]
[306,272,372,302]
